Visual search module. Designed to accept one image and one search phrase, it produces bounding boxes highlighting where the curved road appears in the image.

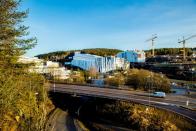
[46,108,135,131]
[50,84,196,122]
[46,108,77,131]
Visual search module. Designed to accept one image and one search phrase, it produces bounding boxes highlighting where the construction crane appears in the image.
[146,34,157,57]
[178,35,196,61]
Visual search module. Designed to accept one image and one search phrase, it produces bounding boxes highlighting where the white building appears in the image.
[18,56,43,64]
[44,61,59,67]
[18,56,71,80]
[117,50,145,63]
[115,57,130,70]
[70,52,129,73]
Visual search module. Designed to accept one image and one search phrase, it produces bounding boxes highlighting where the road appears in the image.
[50,84,196,122]
[46,108,77,131]
[46,108,134,131]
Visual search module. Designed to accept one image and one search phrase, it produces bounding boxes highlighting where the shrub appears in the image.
[105,73,125,87]
[125,69,170,92]
[99,101,195,130]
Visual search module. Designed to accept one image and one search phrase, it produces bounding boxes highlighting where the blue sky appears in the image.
[21,0,196,56]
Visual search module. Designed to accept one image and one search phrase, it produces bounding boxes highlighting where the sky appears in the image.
[21,0,196,57]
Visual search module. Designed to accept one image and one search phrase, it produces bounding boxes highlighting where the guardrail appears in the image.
[49,81,138,92]
[50,83,196,123]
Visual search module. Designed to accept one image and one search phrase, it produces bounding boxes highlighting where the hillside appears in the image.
[36,48,123,60]
[36,47,195,61]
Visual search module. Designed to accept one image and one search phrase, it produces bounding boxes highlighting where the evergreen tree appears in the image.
[0,0,52,130]
[0,0,36,67]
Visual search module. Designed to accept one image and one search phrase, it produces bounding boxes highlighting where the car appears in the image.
[151,92,166,98]
[171,82,177,86]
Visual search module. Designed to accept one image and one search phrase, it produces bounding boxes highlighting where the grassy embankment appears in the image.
[96,101,196,131]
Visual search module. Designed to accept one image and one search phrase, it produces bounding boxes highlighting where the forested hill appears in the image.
[36,48,123,60]
[36,47,195,61]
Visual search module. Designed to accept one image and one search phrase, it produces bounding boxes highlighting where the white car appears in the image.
[152,92,166,98]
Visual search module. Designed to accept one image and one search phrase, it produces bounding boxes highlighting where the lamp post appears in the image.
[146,75,151,110]
[53,68,55,92]
[186,67,195,106]
[144,75,151,111]
[186,84,189,106]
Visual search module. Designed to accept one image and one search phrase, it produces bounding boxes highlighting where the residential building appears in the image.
[117,50,146,63]
[18,56,43,64]
[18,56,71,80]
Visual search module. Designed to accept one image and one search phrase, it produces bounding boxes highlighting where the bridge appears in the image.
[50,84,196,122]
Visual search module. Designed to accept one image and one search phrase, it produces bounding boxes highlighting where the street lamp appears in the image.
[186,67,195,106]
[53,68,55,92]
[145,75,151,111]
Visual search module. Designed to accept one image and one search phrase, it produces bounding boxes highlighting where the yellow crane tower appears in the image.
[178,35,196,61]
[146,34,157,57]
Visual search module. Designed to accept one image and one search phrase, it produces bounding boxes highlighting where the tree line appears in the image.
[37,47,195,62]
[36,48,123,60]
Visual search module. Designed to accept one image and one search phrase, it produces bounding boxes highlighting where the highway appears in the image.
[50,84,196,122]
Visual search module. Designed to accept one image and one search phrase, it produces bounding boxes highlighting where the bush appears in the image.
[68,71,85,84]
[105,73,125,87]
[125,69,170,92]
[98,101,195,130]
[0,71,54,130]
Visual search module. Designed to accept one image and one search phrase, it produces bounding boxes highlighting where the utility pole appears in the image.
[146,34,157,57]
[178,35,196,61]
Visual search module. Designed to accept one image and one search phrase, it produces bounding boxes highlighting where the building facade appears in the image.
[18,56,71,79]
[70,52,129,73]
[117,50,145,63]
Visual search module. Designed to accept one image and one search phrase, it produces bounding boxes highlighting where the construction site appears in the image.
[131,34,196,81]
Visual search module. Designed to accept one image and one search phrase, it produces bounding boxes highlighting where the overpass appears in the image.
[50,84,196,122]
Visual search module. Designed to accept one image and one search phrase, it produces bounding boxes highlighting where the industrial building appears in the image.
[69,52,129,73]
[117,50,145,63]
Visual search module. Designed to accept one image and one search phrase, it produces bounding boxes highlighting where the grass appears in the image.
[74,119,90,131]
[97,101,196,131]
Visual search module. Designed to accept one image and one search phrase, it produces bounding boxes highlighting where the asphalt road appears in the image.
[50,84,196,122]
[46,108,77,131]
